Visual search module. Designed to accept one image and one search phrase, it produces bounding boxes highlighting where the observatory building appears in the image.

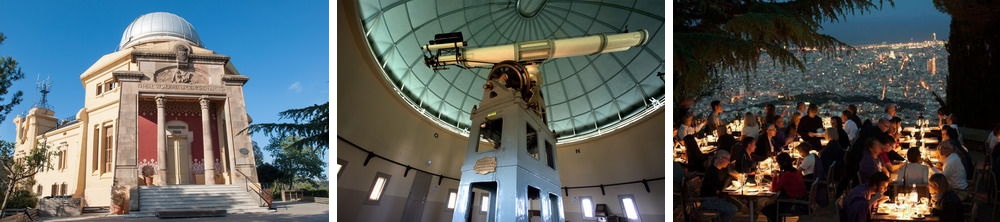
[12,12,264,214]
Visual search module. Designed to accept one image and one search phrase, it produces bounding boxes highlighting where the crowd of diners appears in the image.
[674,100,1000,222]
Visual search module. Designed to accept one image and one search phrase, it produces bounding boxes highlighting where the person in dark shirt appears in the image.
[765,104,780,125]
[820,128,844,181]
[841,172,890,222]
[755,124,780,157]
[859,136,891,185]
[733,137,761,174]
[831,116,850,151]
[928,173,962,222]
[762,153,808,222]
[684,135,707,173]
[700,150,738,222]
[797,104,825,150]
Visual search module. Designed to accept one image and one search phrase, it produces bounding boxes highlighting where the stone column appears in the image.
[155,96,167,186]
[200,97,215,185]
[112,71,144,212]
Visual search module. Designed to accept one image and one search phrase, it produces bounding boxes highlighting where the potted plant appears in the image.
[141,166,155,186]
[110,184,129,214]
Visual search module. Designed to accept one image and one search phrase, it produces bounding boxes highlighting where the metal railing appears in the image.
[236,169,273,209]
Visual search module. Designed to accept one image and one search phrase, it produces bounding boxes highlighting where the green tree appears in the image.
[0,33,25,123]
[265,136,325,191]
[673,0,891,107]
[0,141,49,215]
[932,1,1000,129]
[243,102,328,152]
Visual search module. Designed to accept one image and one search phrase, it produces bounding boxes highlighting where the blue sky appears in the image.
[821,0,951,45]
[0,1,329,164]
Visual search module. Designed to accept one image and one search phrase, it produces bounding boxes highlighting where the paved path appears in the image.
[41,201,329,222]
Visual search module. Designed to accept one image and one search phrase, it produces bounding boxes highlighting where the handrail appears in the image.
[236,169,273,209]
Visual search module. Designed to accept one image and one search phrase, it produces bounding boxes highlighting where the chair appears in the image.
[825,161,839,202]
[776,179,819,222]
[682,174,719,222]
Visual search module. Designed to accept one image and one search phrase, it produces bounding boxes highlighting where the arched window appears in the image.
[36,185,43,196]
[50,184,57,197]
[60,183,68,196]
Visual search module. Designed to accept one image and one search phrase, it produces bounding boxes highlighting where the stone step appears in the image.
[139,193,251,198]
[137,185,267,215]
[156,209,227,218]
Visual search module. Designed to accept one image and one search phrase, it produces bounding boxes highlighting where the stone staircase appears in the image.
[137,185,270,215]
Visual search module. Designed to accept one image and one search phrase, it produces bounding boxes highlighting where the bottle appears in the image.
[909,184,919,204]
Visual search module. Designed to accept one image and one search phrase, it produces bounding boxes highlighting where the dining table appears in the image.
[871,197,940,221]
[724,174,776,222]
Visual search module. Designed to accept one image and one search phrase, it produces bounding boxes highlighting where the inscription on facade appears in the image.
[139,84,225,92]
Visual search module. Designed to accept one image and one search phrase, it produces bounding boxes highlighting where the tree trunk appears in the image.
[0,180,15,217]
[945,2,1000,130]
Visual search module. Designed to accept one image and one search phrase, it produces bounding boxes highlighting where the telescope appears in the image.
[422,30,649,120]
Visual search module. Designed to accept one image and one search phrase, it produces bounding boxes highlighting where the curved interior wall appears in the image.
[337,1,665,221]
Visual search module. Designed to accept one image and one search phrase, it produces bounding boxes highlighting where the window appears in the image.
[50,184,57,197]
[619,194,640,221]
[550,194,562,221]
[36,185,42,196]
[95,84,103,95]
[92,126,100,172]
[526,124,539,159]
[336,159,347,178]
[478,118,502,152]
[446,189,458,210]
[481,194,490,212]
[102,124,113,174]
[581,196,595,219]
[60,183,68,196]
[365,172,390,205]
[105,80,117,91]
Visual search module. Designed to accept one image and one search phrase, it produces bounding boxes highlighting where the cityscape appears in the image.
[694,35,948,124]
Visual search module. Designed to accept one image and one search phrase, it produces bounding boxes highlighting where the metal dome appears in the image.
[119,12,202,50]
[358,0,665,143]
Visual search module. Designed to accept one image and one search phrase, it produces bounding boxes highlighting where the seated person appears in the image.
[742,112,761,139]
[796,143,818,181]
[762,153,808,222]
[894,148,933,186]
[679,114,706,141]
[684,135,708,173]
[717,134,738,153]
[699,150,738,222]
[842,172,891,222]
[732,137,761,174]
[820,128,845,181]
[755,124,781,157]
[928,173,962,222]
[859,137,890,185]
[939,140,969,190]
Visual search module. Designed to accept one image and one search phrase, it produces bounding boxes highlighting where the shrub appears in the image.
[6,190,37,209]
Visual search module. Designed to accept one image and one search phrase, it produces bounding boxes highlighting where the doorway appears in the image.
[165,121,192,185]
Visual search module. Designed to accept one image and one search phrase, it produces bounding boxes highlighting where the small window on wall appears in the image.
[581,196,595,220]
[446,189,458,210]
[36,185,42,196]
[480,193,490,213]
[365,172,390,205]
[478,118,502,152]
[60,183,68,196]
[50,184,57,197]
[619,194,641,221]
[526,123,539,159]
[95,84,103,95]
[336,159,347,178]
